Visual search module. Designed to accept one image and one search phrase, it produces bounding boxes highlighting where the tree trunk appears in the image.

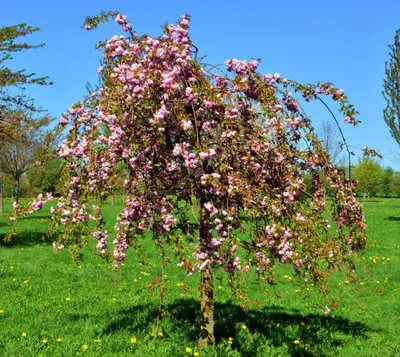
[198,203,215,348]
[0,176,4,214]
[14,178,19,204]
[363,191,366,202]
[198,263,215,348]
[111,190,115,207]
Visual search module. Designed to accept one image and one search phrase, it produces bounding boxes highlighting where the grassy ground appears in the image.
[0,198,399,356]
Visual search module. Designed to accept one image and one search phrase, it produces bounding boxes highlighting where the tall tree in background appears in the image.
[391,171,400,197]
[0,22,52,136]
[319,120,342,165]
[383,29,400,146]
[27,153,63,195]
[354,157,382,200]
[0,99,51,203]
[318,120,344,197]
[0,175,3,213]
[380,167,394,197]
[0,23,52,89]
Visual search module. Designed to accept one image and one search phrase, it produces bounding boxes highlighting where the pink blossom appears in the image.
[183,120,193,131]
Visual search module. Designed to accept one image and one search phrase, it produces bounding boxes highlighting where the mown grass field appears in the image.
[0,198,400,356]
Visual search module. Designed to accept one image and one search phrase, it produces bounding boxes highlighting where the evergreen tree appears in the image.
[383,29,400,145]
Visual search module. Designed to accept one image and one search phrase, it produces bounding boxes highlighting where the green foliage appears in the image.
[354,158,382,198]
[0,23,52,90]
[391,172,400,197]
[383,29,400,146]
[379,167,394,197]
[0,98,52,202]
[82,10,120,32]
[27,155,63,195]
[0,176,30,198]
[0,198,400,356]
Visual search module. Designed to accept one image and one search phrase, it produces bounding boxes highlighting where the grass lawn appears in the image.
[0,198,400,356]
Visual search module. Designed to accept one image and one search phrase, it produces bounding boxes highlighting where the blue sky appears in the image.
[2,0,400,169]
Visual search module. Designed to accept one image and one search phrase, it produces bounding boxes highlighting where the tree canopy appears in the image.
[354,157,381,200]
[0,98,51,202]
[8,13,369,347]
[383,29,400,146]
[0,23,52,88]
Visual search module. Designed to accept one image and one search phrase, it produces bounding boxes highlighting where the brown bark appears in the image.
[0,176,4,214]
[14,178,19,204]
[198,263,215,348]
[198,203,215,348]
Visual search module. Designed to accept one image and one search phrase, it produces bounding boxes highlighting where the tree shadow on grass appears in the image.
[386,216,400,221]
[10,213,52,221]
[103,299,372,356]
[0,230,51,247]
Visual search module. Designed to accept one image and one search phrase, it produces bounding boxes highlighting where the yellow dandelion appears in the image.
[185,347,192,353]
[12,278,16,281]
[228,337,234,341]
[82,344,89,350]
[177,283,185,287]
[56,338,62,342]
[359,282,364,285]
[24,280,28,284]
[0,310,4,314]
[228,340,232,344]
[130,337,137,343]
[22,332,27,337]
[218,286,222,289]
[194,353,199,357]
[294,339,300,344]
[158,331,163,337]
[344,280,350,284]
[241,324,247,329]
[95,339,101,343]
[10,266,14,270]
[65,297,71,301]
[300,321,305,326]
[42,339,48,344]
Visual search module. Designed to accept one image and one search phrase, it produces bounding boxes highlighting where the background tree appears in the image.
[354,157,382,200]
[319,120,342,165]
[0,23,51,90]
[383,29,400,147]
[0,99,50,202]
[318,120,345,197]
[379,166,394,197]
[0,175,3,213]
[391,171,400,197]
[27,153,63,195]
[10,13,368,348]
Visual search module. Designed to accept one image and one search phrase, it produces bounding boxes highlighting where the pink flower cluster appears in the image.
[224,59,259,74]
